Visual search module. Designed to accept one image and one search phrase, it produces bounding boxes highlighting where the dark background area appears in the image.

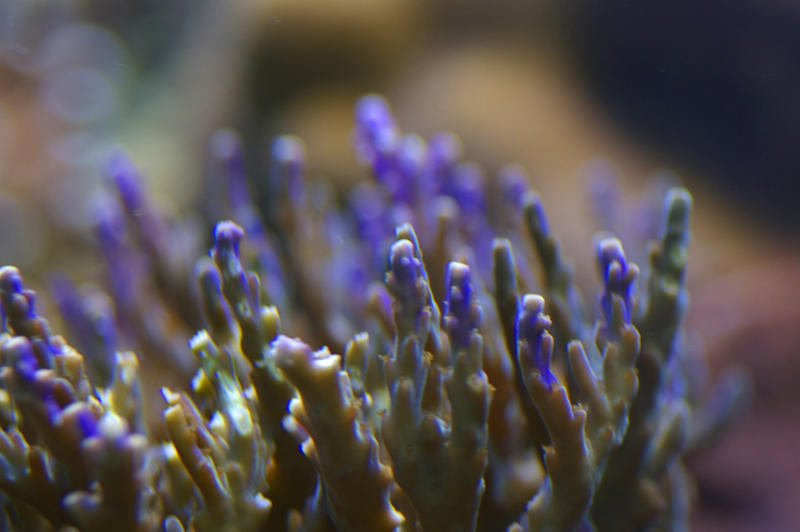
[569,1,800,229]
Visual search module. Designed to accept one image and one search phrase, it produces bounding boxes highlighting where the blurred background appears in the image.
[1,1,798,530]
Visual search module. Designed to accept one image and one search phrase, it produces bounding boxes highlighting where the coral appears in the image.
[0,96,747,531]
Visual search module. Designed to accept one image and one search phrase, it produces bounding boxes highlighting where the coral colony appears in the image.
[0,96,746,531]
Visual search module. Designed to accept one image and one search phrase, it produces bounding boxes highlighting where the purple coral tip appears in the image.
[355,94,398,159]
[443,262,472,315]
[451,163,487,213]
[210,129,246,183]
[523,192,550,235]
[272,136,306,203]
[3,336,38,382]
[209,129,243,164]
[77,408,99,438]
[213,221,245,258]
[272,135,306,166]
[443,261,476,350]
[597,237,635,324]
[499,165,528,210]
[516,294,556,387]
[106,151,143,211]
[397,134,426,178]
[0,266,24,294]
[597,238,626,280]
[355,94,395,133]
[389,239,421,288]
[427,132,462,167]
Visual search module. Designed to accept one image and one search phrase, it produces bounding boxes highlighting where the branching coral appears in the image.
[0,96,747,531]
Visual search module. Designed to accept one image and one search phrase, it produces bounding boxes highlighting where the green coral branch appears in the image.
[274,336,403,532]
[522,193,588,349]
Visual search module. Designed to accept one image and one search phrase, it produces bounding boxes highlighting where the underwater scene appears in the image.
[1,2,798,531]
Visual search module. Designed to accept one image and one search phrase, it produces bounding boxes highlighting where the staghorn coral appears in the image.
[0,96,747,531]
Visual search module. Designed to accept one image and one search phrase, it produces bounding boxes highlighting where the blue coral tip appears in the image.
[77,408,99,438]
[389,240,420,286]
[209,129,243,162]
[213,221,245,256]
[3,336,37,381]
[444,262,472,316]
[428,132,462,165]
[0,266,23,294]
[355,94,393,128]
[272,135,306,164]
[106,151,143,210]
[523,192,549,234]
[597,238,627,276]
[516,294,557,386]
[397,135,426,174]
[499,165,528,209]
[518,294,550,336]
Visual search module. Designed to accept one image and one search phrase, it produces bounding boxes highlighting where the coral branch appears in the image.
[274,336,402,532]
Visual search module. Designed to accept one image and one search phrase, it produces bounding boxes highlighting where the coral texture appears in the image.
[0,96,746,531]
